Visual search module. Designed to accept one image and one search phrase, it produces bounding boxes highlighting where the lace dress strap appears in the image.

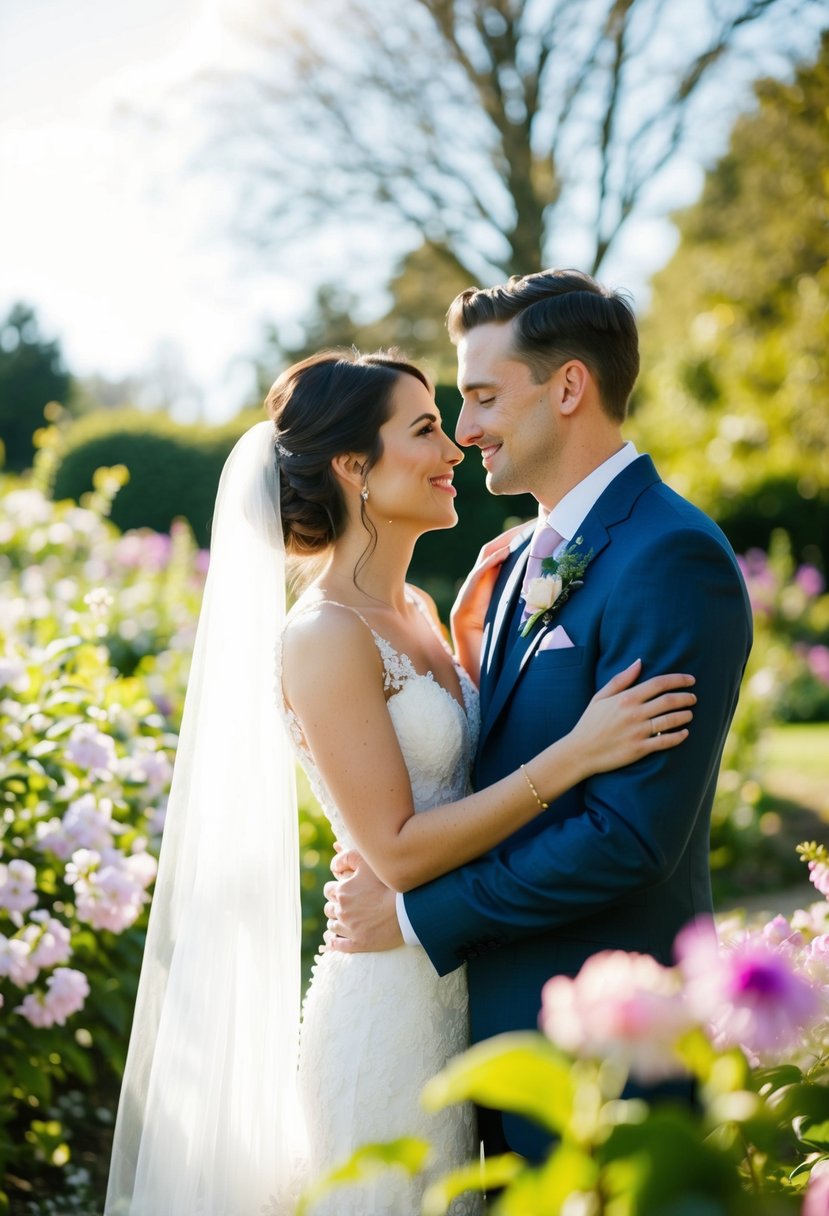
[286,599,417,694]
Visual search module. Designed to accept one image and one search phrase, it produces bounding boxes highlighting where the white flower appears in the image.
[524,574,563,614]
[83,587,114,618]
[65,723,117,775]
[0,859,38,914]
[0,653,29,693]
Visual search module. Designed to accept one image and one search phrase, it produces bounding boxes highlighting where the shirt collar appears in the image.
[544,441,638,543]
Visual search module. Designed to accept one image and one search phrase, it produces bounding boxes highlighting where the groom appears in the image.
[325,269,753,1159]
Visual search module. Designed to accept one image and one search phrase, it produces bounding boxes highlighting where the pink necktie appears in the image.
[520,521,564,621]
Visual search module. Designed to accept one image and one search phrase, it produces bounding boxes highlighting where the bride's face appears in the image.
[366,373,463,532]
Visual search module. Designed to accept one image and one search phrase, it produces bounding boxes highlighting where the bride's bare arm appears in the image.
[281,605,695,893]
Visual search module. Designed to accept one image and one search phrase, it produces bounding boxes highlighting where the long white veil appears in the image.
[105,421,304,1214]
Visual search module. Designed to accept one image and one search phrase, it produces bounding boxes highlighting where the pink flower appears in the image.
[808,646,829,688]
[65,723,117,775]
[0,935,39,987]
[540,950,693,1083]
[65,848,153,933]
[801,935,829,986]
[808,861,829,899]
[39,795,115,859]
[27,913,72,969]
[0,860,38,915]
[803,1160,829,1216]
[16,991,53,1028]
[761,915,804,955]
[676,918,824,1060]
[796,565,826,598]
[117,745,172,798]
[16,967,89,1028]
[43,967,89,1023]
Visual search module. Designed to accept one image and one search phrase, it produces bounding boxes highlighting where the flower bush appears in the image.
[321,844,829,1215]
[0,471,332,1210]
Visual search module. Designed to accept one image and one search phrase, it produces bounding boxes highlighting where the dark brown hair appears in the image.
[265,349,430,559]
[446,269,639,421]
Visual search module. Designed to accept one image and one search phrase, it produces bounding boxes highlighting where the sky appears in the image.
[0,0,820,423]
[0,0,305,421]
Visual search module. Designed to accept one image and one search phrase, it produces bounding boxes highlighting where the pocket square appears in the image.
[537,625,575,652]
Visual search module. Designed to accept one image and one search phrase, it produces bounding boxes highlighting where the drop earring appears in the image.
[360,484,369,503]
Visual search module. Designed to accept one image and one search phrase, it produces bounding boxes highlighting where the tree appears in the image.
[0,303,72,473]
[207,0,823,284]
[631,30,829,564]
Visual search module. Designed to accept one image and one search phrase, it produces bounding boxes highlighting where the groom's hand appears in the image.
[323,847,403,953]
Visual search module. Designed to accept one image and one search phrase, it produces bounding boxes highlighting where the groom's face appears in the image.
[456,319,559,502]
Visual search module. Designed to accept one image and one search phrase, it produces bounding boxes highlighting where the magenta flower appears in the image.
[540,950,693,1083]
[676,919,823,1060]
[796,564,826,598]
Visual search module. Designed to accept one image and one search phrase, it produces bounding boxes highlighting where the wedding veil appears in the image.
[105,421,304,1214]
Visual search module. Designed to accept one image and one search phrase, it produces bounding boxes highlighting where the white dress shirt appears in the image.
[396,441,640,946]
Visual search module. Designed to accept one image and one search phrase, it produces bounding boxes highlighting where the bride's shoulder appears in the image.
[281,598,382,709]
[282,596,376,666]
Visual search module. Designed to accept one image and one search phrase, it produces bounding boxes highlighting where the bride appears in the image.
[105,349,695,1215]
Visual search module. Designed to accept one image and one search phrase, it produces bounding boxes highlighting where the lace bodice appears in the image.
[277,594,481,844]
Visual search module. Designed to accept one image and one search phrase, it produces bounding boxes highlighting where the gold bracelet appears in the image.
[520,763,549,811]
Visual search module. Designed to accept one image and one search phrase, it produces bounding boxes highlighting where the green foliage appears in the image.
[633,33,829,568]
[0,304,72,474]
[50,407,262,548]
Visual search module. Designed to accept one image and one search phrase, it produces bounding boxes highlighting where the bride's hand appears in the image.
[451,521,532,683]
[568,659,696,776]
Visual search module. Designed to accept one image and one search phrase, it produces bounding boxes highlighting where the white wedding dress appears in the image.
[279,597,484,1215]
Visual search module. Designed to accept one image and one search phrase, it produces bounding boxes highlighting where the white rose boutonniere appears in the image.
[524,574,563,614]
[520,537,594,638]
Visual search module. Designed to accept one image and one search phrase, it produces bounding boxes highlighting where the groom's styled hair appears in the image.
[446,269,639,422]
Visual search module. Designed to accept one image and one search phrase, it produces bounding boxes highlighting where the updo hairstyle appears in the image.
[265,349,430,557]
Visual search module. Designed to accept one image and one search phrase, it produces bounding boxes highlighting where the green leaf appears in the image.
[794,1116,829,1151]
[767,1082,829,1125]
[497,1144,599,1216]
[754,1064,804,1095]
[422,1152,523,1216]
[791,1153,828,1180]
[296,1137,429,1216]
[421,1032,575,1136]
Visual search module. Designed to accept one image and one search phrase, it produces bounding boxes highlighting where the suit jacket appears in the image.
[404,455,753,1157]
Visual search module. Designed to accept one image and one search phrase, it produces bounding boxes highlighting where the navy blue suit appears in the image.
[404,455,753,1158]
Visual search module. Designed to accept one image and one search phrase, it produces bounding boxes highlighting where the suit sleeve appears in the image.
[403,527,753,975]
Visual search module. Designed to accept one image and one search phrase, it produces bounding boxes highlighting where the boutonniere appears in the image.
[520,536,593,638]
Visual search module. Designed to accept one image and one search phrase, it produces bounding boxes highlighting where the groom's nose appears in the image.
[455,400,483,447]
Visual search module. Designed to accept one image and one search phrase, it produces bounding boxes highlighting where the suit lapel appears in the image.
[479,540,530,721]
[477,455,660,750]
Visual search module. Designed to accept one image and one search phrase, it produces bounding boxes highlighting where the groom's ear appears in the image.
[556,360,589,417]
[330,452,367,492]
